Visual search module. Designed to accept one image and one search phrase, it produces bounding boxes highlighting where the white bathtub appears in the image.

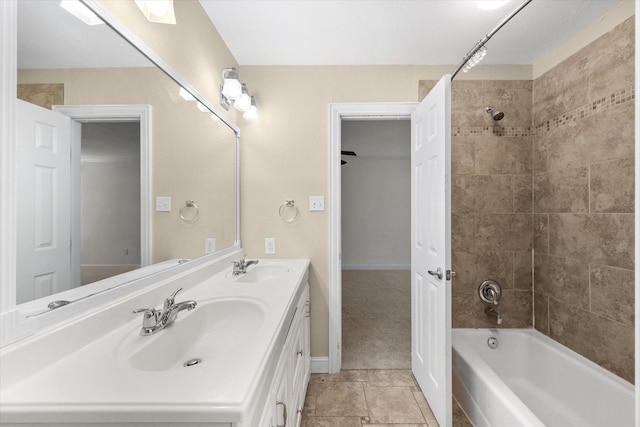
[452,328,634,427]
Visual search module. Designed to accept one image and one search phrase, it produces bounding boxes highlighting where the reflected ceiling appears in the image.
[17,0,152,68]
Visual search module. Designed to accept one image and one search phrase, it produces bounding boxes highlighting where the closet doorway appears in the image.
[340,119,411,370]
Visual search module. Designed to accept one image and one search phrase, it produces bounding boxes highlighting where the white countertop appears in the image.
[0,258,310,425]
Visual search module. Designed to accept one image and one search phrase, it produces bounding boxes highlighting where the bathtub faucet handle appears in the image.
[479,280,502,305]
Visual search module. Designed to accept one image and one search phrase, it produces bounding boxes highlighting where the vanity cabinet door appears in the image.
[266,283,310,427]
[271,357,289,427]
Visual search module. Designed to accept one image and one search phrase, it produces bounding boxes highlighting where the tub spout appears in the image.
[485,306,502,325]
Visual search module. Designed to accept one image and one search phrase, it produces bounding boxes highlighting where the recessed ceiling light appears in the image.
[476,1,510,11]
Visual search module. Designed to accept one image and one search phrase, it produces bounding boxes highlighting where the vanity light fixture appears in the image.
[60,0,104,26]
[234,84,252,112]
[220,67,242,110]
[219,67,259,119]
[134,0,176,25]
[243,97,258,121]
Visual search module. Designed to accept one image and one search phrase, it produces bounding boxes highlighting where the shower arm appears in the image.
[451,0,533,80]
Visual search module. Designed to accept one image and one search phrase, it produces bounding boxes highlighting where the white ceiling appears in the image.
[199,0,621,66]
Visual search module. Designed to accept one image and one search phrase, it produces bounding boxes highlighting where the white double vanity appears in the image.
[0,251,311,426]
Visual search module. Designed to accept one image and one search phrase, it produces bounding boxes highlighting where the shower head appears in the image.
[485,106,504,121]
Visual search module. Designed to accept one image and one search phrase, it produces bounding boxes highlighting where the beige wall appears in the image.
[533,16,635,383]
[18,67,237,262]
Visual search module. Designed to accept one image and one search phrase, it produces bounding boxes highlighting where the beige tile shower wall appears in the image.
[419,80,534,329]
[533,17,635,383]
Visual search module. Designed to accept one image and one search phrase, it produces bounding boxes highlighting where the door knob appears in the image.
[428,268,443,280]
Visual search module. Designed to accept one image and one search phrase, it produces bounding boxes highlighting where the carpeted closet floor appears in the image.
[342,270,411,370]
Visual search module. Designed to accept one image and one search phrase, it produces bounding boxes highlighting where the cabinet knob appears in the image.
[296,349,303,356]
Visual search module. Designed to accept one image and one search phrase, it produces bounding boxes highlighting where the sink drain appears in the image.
[183,358,202,367]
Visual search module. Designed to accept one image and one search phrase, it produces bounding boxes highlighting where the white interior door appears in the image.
[16,99,73,303]
[410,75,452,427]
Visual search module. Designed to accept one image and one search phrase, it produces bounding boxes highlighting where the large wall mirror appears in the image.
[10,1,238,310]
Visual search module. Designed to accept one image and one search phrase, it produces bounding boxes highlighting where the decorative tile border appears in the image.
[534,84,634,134]
[451,85,634,138]
[452,126,533,138]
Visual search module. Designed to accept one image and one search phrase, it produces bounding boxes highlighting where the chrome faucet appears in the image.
[232,258,259,276]
[133,287,197,336]
[485,306,503,325]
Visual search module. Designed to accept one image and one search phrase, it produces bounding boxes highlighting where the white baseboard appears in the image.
[311,357,329,373]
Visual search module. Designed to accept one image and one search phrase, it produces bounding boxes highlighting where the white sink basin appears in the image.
[228,264,291,282]
[118,298,267,372]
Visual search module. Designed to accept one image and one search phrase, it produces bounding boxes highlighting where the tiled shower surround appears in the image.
[419,16,634,383]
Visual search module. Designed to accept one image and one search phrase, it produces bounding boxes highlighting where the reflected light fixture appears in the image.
[60,0,104,26]
[134,0,176,25]
[243,97,258,121]
[178,87,195,101]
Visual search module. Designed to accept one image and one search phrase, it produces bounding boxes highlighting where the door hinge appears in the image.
[446,270,456,281]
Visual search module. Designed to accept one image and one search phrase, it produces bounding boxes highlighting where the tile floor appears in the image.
[301,369,473,427]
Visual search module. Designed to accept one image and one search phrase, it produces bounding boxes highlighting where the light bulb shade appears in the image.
[221,68,242,100]
[234,84,252,112]
[134,0,176,24]
[243,97,258,120]
[222,78,242,100]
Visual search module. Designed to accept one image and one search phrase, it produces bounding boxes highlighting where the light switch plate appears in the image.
[155,196,171,212]
[310,196,325,211]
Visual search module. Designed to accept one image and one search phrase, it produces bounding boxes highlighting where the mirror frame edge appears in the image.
[0,0,242,347]
[0,0,17,315]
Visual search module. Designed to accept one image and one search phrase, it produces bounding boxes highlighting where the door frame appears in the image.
[328,102,417,374]
[52,105,152,273]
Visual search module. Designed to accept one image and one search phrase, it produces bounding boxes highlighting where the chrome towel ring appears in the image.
[180,200,199,223]
[279,200,300,223]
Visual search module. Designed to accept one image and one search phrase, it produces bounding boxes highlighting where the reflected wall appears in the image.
[17,66,237,263]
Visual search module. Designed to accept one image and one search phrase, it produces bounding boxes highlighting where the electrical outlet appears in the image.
[155,196,171,212]
[265,237,276,254]
[310,195,325,211]
[205,238,216,254]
